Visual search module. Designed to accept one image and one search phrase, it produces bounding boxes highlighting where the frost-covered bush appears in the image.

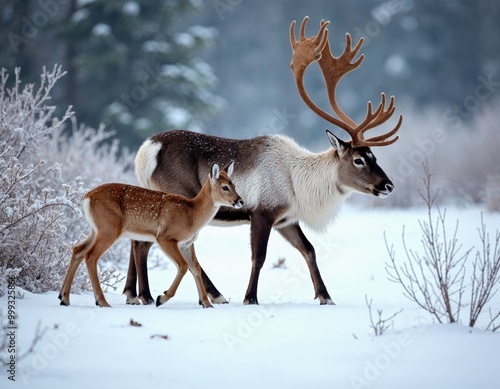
[0,66,134,296]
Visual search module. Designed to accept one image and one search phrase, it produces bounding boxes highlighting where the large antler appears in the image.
[290,16,402,147]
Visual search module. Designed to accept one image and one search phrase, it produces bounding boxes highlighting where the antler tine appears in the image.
[344,33,365,66]
[359,93,396,134]
[299,16,309,39]
[352,108,402,147]
[362,115,403,146]
[316,25,329,55]
[290,20,297,49]
[349,94,403,147]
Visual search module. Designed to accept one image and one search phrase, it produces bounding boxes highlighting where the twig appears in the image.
[365,295,403,336]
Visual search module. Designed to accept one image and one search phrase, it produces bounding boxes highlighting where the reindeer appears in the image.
[123,16,403,306]
[59,162,243,308]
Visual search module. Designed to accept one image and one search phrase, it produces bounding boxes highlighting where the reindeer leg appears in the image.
[201,269,227,304]
[123,240,155,305]
[244,212,274,305]
[277,223,334,305]
[123,240,139,304]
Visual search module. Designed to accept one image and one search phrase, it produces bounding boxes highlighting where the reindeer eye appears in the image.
[222,185,230,191]
[354,158,365,167]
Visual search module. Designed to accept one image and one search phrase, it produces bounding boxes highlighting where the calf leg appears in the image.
[277,223,334,305]
[155,239,189,307]
[59,231,95,306]
[179,243,212,308]
[85,232,120,307]
[179,243,228,304]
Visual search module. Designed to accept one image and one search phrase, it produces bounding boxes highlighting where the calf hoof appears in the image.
[200,300,214,309]
[96,300,112,308]
[59,293,69,306]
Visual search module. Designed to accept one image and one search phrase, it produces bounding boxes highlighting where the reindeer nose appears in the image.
[385,182,394,193]
[233,199,244,209]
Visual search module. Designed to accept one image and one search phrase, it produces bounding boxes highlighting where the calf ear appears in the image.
[211,163,220,182]
[224,161,235,177]
[326,130,347,157]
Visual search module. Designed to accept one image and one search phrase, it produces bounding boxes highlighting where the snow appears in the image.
[175,32,195,48]
[91,23,112,37]
[2,206,500,388]
[122,1,140,16]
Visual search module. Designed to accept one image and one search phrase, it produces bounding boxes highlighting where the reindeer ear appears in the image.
[210,163,220,182]
[326,130,347,157]
[224,161,235,177]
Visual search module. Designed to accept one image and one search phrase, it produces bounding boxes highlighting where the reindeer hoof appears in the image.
[243,297,259,305]
[140,295,155,305]
[211,295,228,304]
[156,295,163,307]
[126,296,141,305]
[320,298,335,305]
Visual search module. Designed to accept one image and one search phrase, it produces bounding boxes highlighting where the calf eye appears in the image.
[222,185,230,191]
[354,158,365,167]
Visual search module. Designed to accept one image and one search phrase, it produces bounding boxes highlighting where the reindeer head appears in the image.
[326,130,394,197]
[290,17,402,198]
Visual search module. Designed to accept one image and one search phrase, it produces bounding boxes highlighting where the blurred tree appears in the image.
[0,0,222,148]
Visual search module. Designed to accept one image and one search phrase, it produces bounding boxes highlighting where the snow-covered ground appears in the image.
[2,206,500,388]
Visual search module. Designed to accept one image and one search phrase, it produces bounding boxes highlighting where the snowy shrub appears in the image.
[0,66,134,296]
[385,165,500,331]
[364,295,403,336]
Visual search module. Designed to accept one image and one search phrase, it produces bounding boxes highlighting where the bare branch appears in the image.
[365,295,403,336]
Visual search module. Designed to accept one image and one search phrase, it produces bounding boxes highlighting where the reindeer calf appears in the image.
[59,162,242,308]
